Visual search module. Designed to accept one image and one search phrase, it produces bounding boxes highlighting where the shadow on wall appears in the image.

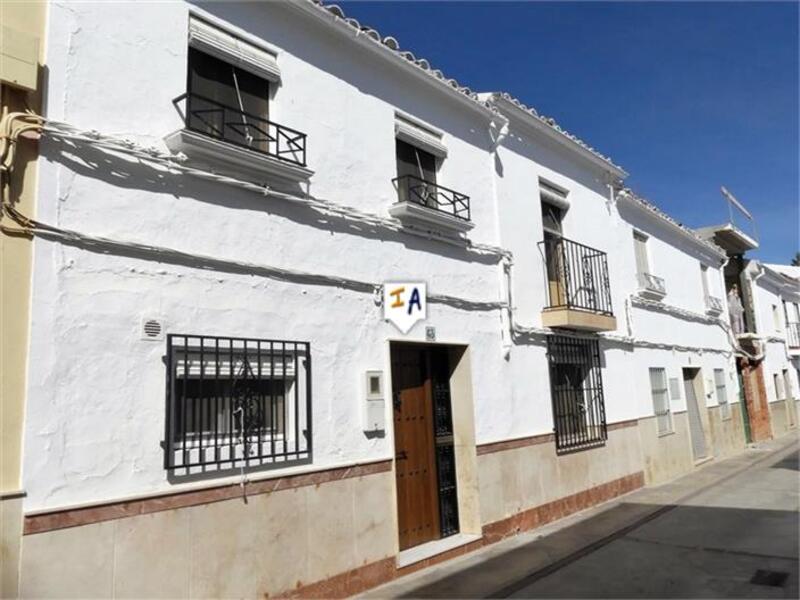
[190,1,496,151]
[39,136,499,267]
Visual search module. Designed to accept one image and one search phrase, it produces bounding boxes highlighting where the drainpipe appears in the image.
[487,114,512,359]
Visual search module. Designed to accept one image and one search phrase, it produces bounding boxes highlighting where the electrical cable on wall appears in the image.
[1,112,739,358]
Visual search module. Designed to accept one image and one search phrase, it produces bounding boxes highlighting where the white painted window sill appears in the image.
[388,201,475,234]
[396,533,482,569]
[164,128,314,188]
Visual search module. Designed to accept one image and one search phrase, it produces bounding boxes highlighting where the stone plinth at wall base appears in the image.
[481,472,644,544]
[278,470,644,599]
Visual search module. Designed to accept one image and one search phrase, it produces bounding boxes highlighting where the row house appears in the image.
[0,1,793,598]
[698,226,800,442]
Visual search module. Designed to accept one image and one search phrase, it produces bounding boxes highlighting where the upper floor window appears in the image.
[187,47,270,151]
[633,232,650,276]
[773,304,783,331]
[166,16,309,171]
[634,231,666,300]
[702,264,723,315]
[539,179,568,239]
[389,116,471,229]
[396,139,437,186]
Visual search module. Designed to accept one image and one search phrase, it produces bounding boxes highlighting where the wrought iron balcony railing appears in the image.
[788,322,800,349]
[392,174,471,222]
[539,236,614,316]
[637,272,667,299]
[705,295,724,315]
[173,92,307,167]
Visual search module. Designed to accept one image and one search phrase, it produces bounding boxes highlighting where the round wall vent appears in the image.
[141,318,165,341]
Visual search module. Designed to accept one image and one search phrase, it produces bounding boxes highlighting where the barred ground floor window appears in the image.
[649,367,673,434]
[547,335,607,452]
[164,334,312,473]
[714,368,731,420]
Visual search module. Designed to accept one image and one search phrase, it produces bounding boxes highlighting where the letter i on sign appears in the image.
[384,283,427,333]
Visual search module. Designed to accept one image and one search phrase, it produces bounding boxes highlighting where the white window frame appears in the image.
[714,369,731,421]
[774,373,784,401]
[649,367,673,435]
[633,231,650,277]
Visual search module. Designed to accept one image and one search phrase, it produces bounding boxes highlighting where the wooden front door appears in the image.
[392,345,441,551]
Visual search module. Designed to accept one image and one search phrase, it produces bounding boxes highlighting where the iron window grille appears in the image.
[540,236,614,316]
[714,369,731,420]
[547,335,608,452]
[164,334,311,472]
[649,367,673,434]
[392,174,471,222]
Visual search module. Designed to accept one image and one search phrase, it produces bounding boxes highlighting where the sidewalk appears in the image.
[361,434,799,598]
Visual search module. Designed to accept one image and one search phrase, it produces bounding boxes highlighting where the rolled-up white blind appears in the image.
[539,179,570,210]
[395,118,448,158]
[189,16,281,83]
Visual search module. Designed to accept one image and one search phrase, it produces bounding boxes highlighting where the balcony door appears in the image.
[396,139,437,208]
[186,48,270,152]
[542,200,567,307]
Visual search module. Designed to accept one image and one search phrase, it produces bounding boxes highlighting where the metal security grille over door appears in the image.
[164,334,311,471]
[430,348,459,538]
[547,335,608,452]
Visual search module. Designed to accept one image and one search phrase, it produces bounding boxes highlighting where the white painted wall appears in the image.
[25,0,509,511]
[22,0,745,513]
[750,266,800,401]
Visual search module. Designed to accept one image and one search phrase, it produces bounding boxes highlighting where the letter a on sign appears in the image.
[384,283,426,333]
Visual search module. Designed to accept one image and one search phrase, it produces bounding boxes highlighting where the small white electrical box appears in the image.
[364,370,385,432]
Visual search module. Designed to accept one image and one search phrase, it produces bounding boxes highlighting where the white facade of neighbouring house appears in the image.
[3,1,790,598]
[745,262,800,436]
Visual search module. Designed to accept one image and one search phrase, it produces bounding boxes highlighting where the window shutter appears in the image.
[633,232,649,276]
[395,116,447,158]
[189,16,281,83]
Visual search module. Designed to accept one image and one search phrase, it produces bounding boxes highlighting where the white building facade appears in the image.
[2,1,792,598]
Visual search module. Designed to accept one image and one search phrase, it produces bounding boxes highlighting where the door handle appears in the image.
[396,450,408,460]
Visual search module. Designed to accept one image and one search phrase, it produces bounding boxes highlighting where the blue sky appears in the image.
[338,0,799,263]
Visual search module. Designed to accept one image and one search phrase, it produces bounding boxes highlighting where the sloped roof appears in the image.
[617,189,727,258]
[305,1,624,173]
[486,92,627,176]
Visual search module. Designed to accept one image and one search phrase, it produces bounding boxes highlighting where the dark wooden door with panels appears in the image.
[391,343,459,551]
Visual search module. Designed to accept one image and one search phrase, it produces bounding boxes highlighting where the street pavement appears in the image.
[363,435,799,599]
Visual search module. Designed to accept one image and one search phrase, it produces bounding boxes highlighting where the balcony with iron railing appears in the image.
[165,92,312,185]
[637,272,667,300]
[538,236,617,332]
[389,174,474,233]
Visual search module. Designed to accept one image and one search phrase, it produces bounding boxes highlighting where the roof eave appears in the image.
[288,1,499,121]
[488,94,628,180]
[618,193,727,261]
